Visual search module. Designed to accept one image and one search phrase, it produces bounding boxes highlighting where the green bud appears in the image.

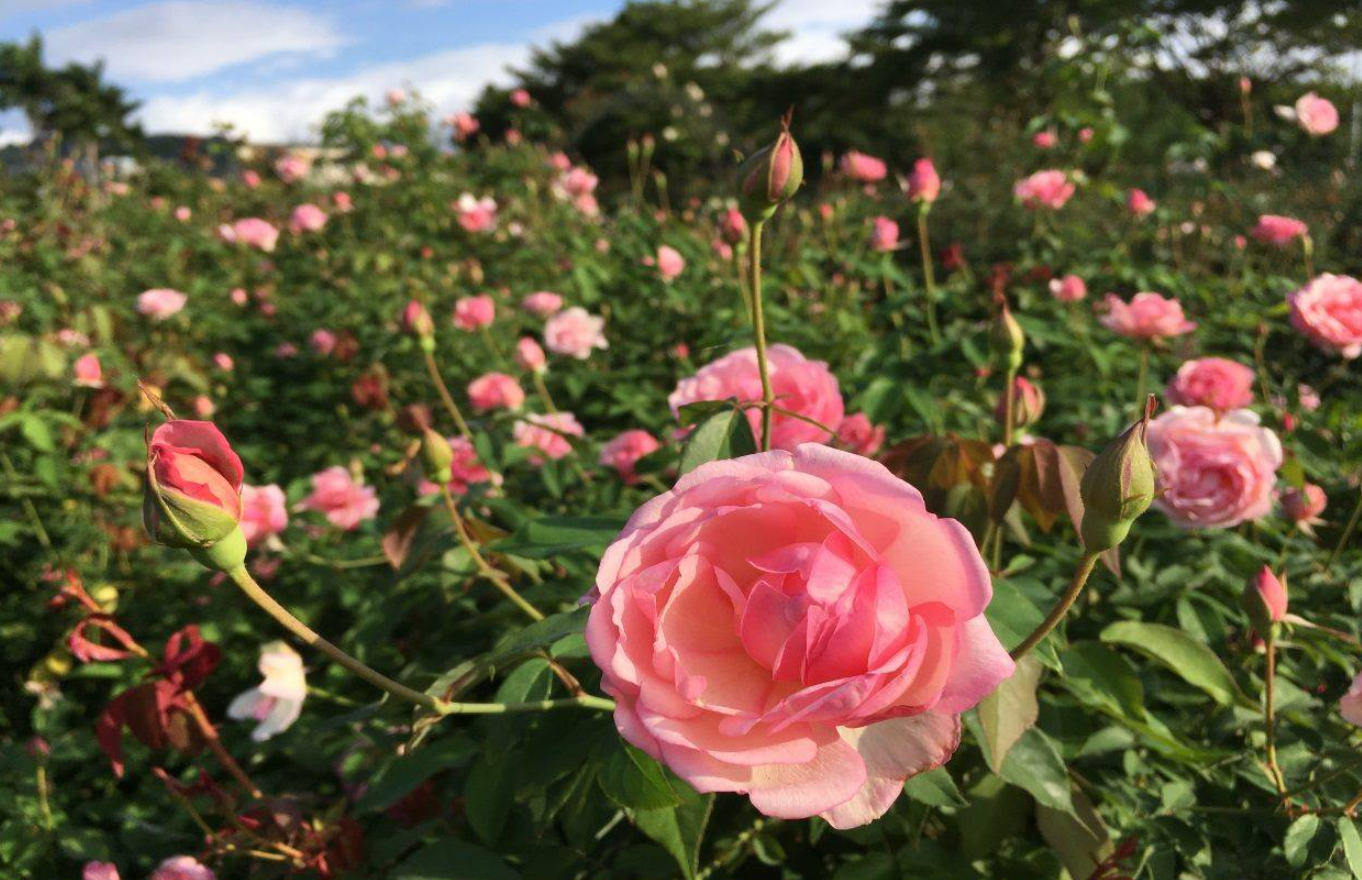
[990,300,1025,373]
[420,427,454,485]
[1079,401,1158,552]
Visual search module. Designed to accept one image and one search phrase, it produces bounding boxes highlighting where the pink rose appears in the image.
[669,344,844,451]
[1048,274,1087,302]
[219,217,280,252]
[511,88,532,108]
[193,396,215,418]
[387,88,406,106]
[585,444,1013,828]
[522,291,564,317]
[720,208,747,245]
[1251,214,1307,246]
[516,336,547,373]
[1253,567,1288,623]
[869,216,899,252]
[453,295,496,331]
[212,352,234,372]
[1099,292,1196,340]
[450,112,480,142]
[274,154,309,183]
[599,429,661,483]
[839,150,888,182]
[84,863,120,880]
[142,421,243,545]
[151,856,215,880]
[1078,127,1095,143]
[467,372,525,412]
[1289,274,1362,358]
[1281,483,1327,529]
[454,194,497,232]
[835,412,885,456]
[544,307,608,359]
[559,167,598,198]
[241,170,261,189]
[240,484,289,547]
[1032,130,1056,149]
[300,466,380,530]
[137,288,188,321]
[400,300,433,337]
[1013,170,1074,210]
[907,158,940,203]
[1147,407,1283,529]
[419,436,497,496]
[332,191,353,212]
[1295,91,1339,136]
[513,412,584,462]
[1165,358,1254,412]
[174,206,191,221]
[289,203,328,235]
[74,352,103,387]
[309,329,337,356]
[656,245,686,281]
[1126,188,1156,217]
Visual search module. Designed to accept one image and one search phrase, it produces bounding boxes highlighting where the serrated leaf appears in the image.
[632,787,713,880]
[678,406,757,475]
[598,743,682,810]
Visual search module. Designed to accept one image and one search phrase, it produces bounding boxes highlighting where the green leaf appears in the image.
[425,608,588,702]
[391,839,521,880]
[677,406,757,476]
[1100,621,1251,707]
[985,578,1059,671]
[494,515,627,559]
[1059,641,1145,719]
[902,767,968,808]
[598,743,683,810]
[632,786,713,880]
[998,728,1074,816]
[1284,814,1320,869]
[1339,817,1362,878]
[1036,788,1111,880]
[977,654,1042,773]
[357,734,477,813]
[465,752,519,845]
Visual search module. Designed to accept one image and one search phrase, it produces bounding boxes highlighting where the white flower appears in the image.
[1251,150,1277,170]
[227,641,306,741]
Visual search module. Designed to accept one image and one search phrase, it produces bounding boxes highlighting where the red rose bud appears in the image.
[1079,397,1158,552]
[420,428,454,485]
[737,110,803,223]
[1242,566,1287,633]
[996,376,1045,430]
[142,420,247,570]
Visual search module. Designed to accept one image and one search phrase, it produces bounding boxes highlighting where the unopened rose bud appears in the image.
[996,376,1045,430]
[397,403,434,436]
[737,110,803,223]
[143,420,247,571]
[420,428,454,485]
[720,208,747,245]
[1242,566,1287,633]
[1282,483,1326,530]
[907,158,940,204]
[990,299,1025,372]
[1079,400,1158,552]
[401,300,435,351]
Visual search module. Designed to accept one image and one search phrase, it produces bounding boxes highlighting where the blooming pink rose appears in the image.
[1165,358,1254,412]
[1295,91,1339,136]
[559,167,598,198]
[1013,170,1074,210]
[274,154,309,183]
[74,353,103,387]
[241,170,262,189]
[1126,188,1155,217]
[1147,407,1283,529]
[1032,130,1056,149]
[289,203,328,235]
[212,352,234,372]
[300,466,380,530]
[522,291,564,317]
[219,217,279,252]
[907,158,940,203]
[513,412,584,462]
[511,88,532,107]
[516,336,548,373]
[1288,274,1362,358]
[453,295,496,331]
[227,641,306,741]
[84,863,120,880]
[544,307,608,359]
[454,194,497,232]
[419,436,498,496]
[174,206,192,221]
[151,856,215,880]
[869,216,899,252]
[1251,214,1307,246]
[835,413,885,456]
[193,396,215,418]
[1099,292,1196,340]
[240,484,289,547]
[1078,127,1095,143]
[137,288,188,321]
[656,245,686,281]
[332,191,353,212]
[1342,672,1362,727]
[585,444,1013,828]
[548,151,572,172]
[386,88,406,106]
[599,429,661,483]
[275,342,298,358]
[309,329,337,356]
[1048,274,1087,302]
[1253,567,1288,623]
[1282,483,1327,530]
[450,112,480,142]
[839,150,888,182]
[669,344,844,451]
[467,372,525,412]
[1299,383,1321,411]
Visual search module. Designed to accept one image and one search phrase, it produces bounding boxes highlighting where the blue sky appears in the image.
[0,0,878,144]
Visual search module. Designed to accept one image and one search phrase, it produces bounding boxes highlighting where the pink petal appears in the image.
[820,711,962,829]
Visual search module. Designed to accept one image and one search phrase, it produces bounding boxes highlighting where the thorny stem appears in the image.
[422,348,473,440]
[747,220,775,452]
[440,485,544,621]
[1010,552,1101,661]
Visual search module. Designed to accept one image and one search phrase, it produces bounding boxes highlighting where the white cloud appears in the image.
[0,0,94,19]
[766,0,879,65]
[43,1,345,83]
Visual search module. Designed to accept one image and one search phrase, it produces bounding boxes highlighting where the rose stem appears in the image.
[439,485,544,621]
[747,218,774,452]
[422,348,473,440]
[1009,551,1100,661]
[1264,630,1287,794]
[917,205,941,346]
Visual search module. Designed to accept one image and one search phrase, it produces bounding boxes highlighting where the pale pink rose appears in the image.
[839,150,888,182]
[599,429,661,483]
[1281,483,1327,529]
[1254,567,1288,623]
[574,193,600,217]
[544,307,608,359]
[1165,358,1254,411]
[241,170,262,189]
[219,217,279,252]
[212,352,234,372]
[150,856,215,880]
[300,466,380,530]
[275,342,298,358]
[1289,274,1362,358]
[1048,274,1087,302]
[1078,127,1095,142]
[226,641,305,741]
[453,295,496,330]
[522,291,564,317]
[656,245,686,281]
[907,158,940,203]
[274,154,309,183]
[1126,188,1156,217]
[1032,130,1057,149]
[289,203,328,235]
[55,328,88,347]
[836,412,885,456]
[559,166,598,198]
[240,484,289,547]
[712,238,733,261]
[585,444,1013,828]
[386,88,406,106]
[74,353,103,387]
[1099,292,1196,340]
[1299,383,1321,411]
[1251,214,1307,246]
[454,194,497,232]
[332,191,353,212]
[669,344,845,450]
[1342,672,1362,726]
[467,372,525,412]
[84,863,120,880]
[511,88,532,107]
[419,436,497,496]
[192,396,214,418]
[1295,91,1339,136]
[137,288,187,321]
[1013,170,1074,210]
[450,112,480,142]
[230,287,249,306]
[174,206,192,221]
[548,151,572,172]
[309,329,337,356]
[1147,406,1283,529]
[869,216,899,252]
[515,337,547,373]
[513,412,584,462]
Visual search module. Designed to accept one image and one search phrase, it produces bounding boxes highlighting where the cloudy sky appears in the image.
[0,0,881,146]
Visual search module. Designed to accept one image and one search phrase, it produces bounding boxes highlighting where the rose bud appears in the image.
[1242,566,1287,633]
[401,300,435,351]
[420,428,455,485]
[990,298,1025,372]
[1282,483,1327,533]
[737,109,803,223]
[397,403,434,436]
[142,420,247,571]
[1079,400,1158,552]
[996,376,1045,430]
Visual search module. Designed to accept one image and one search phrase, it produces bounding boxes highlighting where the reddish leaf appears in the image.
[69,615,138,663]
[156,625,221,689]
[382,504,431,570]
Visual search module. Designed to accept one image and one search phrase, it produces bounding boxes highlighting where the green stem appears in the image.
[1135,345,1149,407]
[532,371,559,414]
[422,348,473,440]
[917,208,941,346]
[440,486,545,621]
[1264,631,1287,794]
[1001,366,1018,451]
[747,220,774,452]
[1009,552,1100,660]
[1329,475,1362,569]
